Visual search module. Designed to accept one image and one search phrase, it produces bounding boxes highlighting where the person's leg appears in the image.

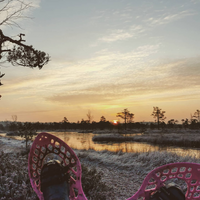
[40,160,70,200]
[42,182,70,200]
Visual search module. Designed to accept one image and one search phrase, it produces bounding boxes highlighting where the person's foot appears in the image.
[40,160,70,200]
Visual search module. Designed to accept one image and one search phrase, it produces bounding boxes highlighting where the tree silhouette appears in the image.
[100,116,106,122]
[62,117,69,130]
[0,72,5,88]
[12,115,17,122]
[116,108,134,130]
[167,119,178,128]
[190,118,198,129]
[182,118,189,129]
[128,113,134,123]
[18,122,36,150]
[0,0,50,97]
[193,110,200,123]
[151,107,166,129]
[86,110,93,123]
[62,117,68,123]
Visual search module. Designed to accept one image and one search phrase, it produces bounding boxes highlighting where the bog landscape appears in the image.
[1,0,200,199]
[1,108,200,199]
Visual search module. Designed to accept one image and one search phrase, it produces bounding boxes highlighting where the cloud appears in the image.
[145,10,195,26]
[99,30,133,42]
[45,56,200,106]
[45,93,119,106]
[77,44,159,71]
[97,7,195,44]
[3,44,200,109]
[29,44,158,87]
[0,68,54,96]
[26,44,159,94]
[99,25,145,43]
[147,90,200,103]
[190,0,200,4]
[15,109,52,114]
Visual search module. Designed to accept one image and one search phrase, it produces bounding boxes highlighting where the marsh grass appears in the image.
[0,150,114,200]
[76,148,200,172]
[0,151,38,200]
[92,132,200,148]
[75,149,200,199]
[1,136,200,200]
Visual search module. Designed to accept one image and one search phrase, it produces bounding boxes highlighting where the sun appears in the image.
[113,120,118,124]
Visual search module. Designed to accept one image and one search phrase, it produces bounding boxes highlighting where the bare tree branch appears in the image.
[86,110,93,123]
[0,0,32,28]
[0,0,50,96]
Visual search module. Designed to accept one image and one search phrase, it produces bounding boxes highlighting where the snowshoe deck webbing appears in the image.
[28,132,87,200]
[29,132,200,200]
[127,162,200,200]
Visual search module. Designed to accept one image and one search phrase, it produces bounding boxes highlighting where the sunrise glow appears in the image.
[113,120,118,125]
[0,0,200,123]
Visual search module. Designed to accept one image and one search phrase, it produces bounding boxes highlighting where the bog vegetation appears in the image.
[0,150,114,200]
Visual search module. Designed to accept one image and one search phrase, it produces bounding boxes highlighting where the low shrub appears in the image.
[81,164,114,200]
[0,150,113,200]
[0,151,38,200]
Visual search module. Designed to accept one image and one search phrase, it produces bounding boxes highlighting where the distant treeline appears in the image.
[0,119,200,132]
[1,108,199,132]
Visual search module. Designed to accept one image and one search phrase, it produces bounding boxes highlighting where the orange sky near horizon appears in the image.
[1,0,200,123]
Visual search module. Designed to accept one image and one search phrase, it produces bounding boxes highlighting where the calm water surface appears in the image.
[1,131,200,158]
[45,132,200,158]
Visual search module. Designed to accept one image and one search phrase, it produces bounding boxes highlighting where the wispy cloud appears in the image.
[190,0,200,4]
[45,56,200,106]
[5,46,200,109]
[99,29,133,42]
[97,7,195,44]
[145,10,195,26]
[99,25,145,43]
[46,93,119,106]
[1,44,160,98]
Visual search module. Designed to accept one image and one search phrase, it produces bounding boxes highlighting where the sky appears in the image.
[0,0,200,123]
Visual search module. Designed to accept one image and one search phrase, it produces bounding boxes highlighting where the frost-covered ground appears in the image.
[1,135,200,199]
[0,135,27,153]
[75,149,200,199]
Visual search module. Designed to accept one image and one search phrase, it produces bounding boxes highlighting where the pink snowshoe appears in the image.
[28,132,200,200]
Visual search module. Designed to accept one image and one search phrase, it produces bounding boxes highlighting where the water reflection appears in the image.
[48,132,200,158]
[1,132,200,158]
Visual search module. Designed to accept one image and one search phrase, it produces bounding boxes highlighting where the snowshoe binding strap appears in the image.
[150,185,185,200]
[40,159,70,200]
[40,159,70,192]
